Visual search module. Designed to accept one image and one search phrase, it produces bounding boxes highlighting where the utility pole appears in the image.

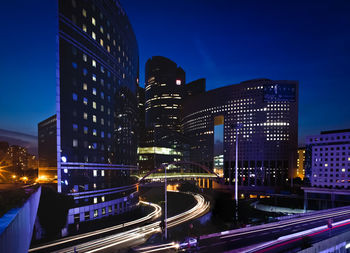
[164,164,167,240]
[235,127,239,221]
[231,123,242,222]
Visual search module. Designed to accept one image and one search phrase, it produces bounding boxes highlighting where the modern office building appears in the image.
[182,79,299,186]
[145,56,185,132]
[139,56,186,171]
[305,129,350,188]
[296,147,306,179]
[57,0,139,225]
[137,86,146,146]
[38,115,57,182]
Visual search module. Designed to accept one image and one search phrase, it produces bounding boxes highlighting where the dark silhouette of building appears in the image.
[57,0,139,225]
[184,78,206,97]
[38,115,57,181]
[182,79,299,186]
[137,86,146,146]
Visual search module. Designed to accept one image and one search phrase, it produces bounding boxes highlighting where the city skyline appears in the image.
[1,0,350,145]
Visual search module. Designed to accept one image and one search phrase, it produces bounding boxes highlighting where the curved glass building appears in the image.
[57,0,139,225]
[182,79,298,186]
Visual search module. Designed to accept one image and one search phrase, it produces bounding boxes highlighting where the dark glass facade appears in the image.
[182,79,299,186]
[57,0,139,224]
[139,56,186,171]
[38,115,57,181]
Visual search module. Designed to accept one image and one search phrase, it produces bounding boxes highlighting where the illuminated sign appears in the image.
[263,84,296,102]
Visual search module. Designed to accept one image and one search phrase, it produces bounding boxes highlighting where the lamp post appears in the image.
[164,164,168,240]
[231,123,242,221]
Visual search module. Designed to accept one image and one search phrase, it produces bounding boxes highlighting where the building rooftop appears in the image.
[320,129,350,135]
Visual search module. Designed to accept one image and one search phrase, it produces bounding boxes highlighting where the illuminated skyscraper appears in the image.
[57,0,139,224]
[183,79,299,186]
[139,56,187,171]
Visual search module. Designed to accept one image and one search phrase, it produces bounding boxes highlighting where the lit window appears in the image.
[176,80,181,85]
[93,197,97,204]
[83,97,88,105]
[93,183,96,189]
[107,45,110,52]
[83,112,88,120]
[101,105,104,112]
[92,101,96,109]
[93,129,97,136]
[102,208,106,215]
[73,124,78,131]
[82,9,87,17]
[91,17,96,26]
[73,139,78,147]
[100,66,104,73]
[92,60,96,67]
[101,196,105,202]
[100,39,103,46]
[82,24,87,32]
[100,26,103,33]
[72,93,78,101]
[83,68,88,76]
[93,170,97,177]
[92,32,96,40]
[93,115,97,122]
[92,74,97,81]
[92,88,97,95]
[84,126,88,134]
[83,83,87,90]
[93,210,98,217]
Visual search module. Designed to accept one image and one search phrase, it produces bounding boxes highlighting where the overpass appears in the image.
[0,185,41,253]
[196,204,350,252]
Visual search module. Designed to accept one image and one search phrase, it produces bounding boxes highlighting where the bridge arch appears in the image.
[138,161,222,183]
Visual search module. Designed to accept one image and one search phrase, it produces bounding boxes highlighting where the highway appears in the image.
[31,192,209,253]
[29,201,161,253]
[196,205,350,252]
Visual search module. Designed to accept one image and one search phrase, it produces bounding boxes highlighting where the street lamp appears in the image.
[164,164,168,240]
[231,123,243,221]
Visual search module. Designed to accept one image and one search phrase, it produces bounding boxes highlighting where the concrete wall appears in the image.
[298,229,350,253]
[0,186,41,253]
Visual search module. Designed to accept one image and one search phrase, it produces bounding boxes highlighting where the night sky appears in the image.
[0,0,349,145]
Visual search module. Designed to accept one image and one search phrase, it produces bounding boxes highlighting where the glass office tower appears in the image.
[57,0,139,224]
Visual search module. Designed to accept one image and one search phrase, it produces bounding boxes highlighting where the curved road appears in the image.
[32,192,209,253]
[29,201,161,253]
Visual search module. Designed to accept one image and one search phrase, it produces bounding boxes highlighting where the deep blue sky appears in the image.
[0,0,349,145]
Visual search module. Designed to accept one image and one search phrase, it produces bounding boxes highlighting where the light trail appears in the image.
[29,201,161,252]
[198,205,350,241]
[250,218,350,253]
[51,192,209,253]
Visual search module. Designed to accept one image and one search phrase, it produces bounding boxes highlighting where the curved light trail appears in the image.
[29,201,161,252]
[49,192,209,253]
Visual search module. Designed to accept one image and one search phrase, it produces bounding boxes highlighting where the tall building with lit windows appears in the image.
[305,129,350,188]
[182,79,298,186]
[139,56,187,171]
[57,0,139,226]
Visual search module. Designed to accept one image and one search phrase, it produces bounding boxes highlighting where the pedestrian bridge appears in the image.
[136,161,222,184]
